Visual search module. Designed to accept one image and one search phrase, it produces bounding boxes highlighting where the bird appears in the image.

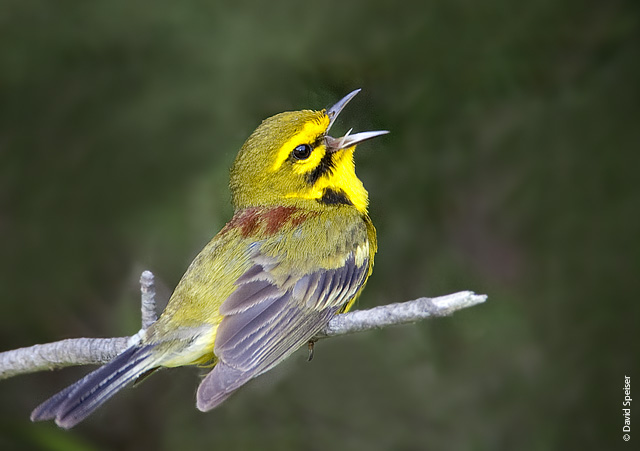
[31,89,388,428]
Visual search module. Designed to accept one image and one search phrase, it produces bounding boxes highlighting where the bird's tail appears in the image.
[31,344,157,429]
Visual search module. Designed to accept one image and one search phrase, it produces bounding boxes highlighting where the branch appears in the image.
[0,271,487,380]
[313,291,487,339]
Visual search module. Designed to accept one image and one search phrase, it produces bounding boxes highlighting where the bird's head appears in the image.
[230,90,388,214]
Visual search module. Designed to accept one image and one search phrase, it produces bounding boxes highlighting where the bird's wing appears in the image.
[196,245,369,411]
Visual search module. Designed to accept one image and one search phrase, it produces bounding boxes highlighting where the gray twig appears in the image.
[313,291,487,339]
[0,337,130,380]
[0,272,486,380]
[139,270,157,330]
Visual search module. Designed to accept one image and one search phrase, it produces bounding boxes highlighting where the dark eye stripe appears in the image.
[305,149,335,185]
[312,135,324,148]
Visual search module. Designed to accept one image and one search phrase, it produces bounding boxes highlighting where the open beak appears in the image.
[325,89,389,153]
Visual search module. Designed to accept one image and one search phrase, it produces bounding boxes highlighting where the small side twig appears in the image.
[139,270,157,330]
[0,271,486,381]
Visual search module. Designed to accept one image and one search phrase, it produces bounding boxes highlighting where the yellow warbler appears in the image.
[31,89,387,428]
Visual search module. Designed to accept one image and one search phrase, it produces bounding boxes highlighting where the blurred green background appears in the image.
[1,0,638,450]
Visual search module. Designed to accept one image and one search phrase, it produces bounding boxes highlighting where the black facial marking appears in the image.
[318,188,353,206]
[306,150,335,185]
[311,135,324,149]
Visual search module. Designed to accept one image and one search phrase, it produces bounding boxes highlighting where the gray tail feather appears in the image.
[31,345,156,429]
[196,361,249,412]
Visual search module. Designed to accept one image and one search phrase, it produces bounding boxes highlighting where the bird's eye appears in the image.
[292,144,312,160]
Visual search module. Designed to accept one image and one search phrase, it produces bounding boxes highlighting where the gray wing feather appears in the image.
[196,251,369,411]
[218,280,281,315]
